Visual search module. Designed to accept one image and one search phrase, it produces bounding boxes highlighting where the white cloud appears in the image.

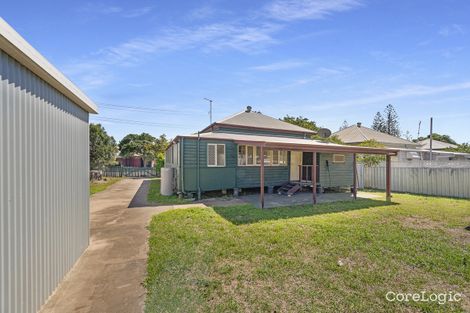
[64,22,281,88]
[250,60,307,71]
[77,3,154,18]
[265,0,362,21]
[438,24,465,36]
[313,81,470,110]
[187,6,218,20]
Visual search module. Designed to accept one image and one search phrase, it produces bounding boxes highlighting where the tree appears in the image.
[371,112,386,133]
[416,133,457,145]
[282,115,319,132]
[339,120,349,131]
[89,124,118,170]
[446,142,470,153]
[383,104,400,136]
[118,133,169,168]
[356,139,386,167]
[312,134,344,144]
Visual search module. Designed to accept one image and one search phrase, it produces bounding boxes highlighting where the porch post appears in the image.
[260,145,265,209]
[312,152,317,205]
[386,154,391,202]
[352,153,357,200]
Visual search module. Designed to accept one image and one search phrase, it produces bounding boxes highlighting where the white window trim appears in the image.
[207,143,226,167]
[237,145,287,167]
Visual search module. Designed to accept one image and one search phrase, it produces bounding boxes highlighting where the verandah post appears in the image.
[386,154,392,202]
[260,145,265,209]
[312,152,317,205]
[353,153,357,200]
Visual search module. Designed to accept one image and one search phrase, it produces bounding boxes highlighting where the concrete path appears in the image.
[39,178,205,313]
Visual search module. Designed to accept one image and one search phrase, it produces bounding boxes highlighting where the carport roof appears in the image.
[177,132,399,155]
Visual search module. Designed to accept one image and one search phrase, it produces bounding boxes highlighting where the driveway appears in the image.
[39,178,205,313]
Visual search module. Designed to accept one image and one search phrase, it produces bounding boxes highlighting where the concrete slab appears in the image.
[239,191,380,208]
[39,178,205,313]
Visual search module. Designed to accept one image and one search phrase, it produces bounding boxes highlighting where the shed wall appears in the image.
[0,49,89,313]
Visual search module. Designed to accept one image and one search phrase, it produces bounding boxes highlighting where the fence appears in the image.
[103,166,160,177]
[357,164,470,199]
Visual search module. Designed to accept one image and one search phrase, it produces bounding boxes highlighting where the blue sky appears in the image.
[3,0,470,143]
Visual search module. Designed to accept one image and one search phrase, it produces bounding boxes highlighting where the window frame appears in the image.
[207,143,226,167]
[237,145,287,167]
[332,154,346,164]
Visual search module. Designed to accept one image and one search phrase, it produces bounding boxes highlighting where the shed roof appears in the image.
[178,132,398,155]
[0,18,98,114]
[333,123,419,147]
[417,138,458,150]
[202,107,316,135]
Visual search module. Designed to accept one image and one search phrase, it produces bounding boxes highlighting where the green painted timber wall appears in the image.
[318,153,354,188]
[180,138,354,193]
[182,138,289,192]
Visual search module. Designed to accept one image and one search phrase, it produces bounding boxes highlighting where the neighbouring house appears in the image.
[117,154,155,167]
[165,106,398,207]
[333,122,470,161]
[0,18,98,313]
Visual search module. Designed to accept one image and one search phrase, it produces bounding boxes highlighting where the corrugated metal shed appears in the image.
[1,18,97,313]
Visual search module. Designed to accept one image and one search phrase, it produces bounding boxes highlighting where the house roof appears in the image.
[333,123,419,147]
[177,132,399,155]
[201,107,317,135]
[0,18,98,114]
[417,138,458,150]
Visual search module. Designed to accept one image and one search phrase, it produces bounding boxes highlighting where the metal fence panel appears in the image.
[103,166,160,177]
[358,164,470,199]
[1,49,89,313]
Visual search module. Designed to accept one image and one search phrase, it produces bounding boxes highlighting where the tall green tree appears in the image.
[383,104,400,136]
[371,112,386,133]
[282,115,319,131]
[89,123,118,170]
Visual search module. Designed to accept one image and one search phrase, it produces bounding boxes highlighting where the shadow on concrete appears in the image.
[213,198,395,225]
[128,179,152,208]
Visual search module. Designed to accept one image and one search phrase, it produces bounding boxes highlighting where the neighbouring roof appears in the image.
[202,107,317,135]
[333,123,419,147]
[177,132,399,155]
[0,18,98,114]
[417,138,458,150]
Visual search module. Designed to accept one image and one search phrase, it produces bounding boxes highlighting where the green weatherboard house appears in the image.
[165,106,397,204]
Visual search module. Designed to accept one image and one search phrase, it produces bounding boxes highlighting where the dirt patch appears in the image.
[401,216,443,230]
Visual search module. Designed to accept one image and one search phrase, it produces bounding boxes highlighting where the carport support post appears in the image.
[312,152,317,205]
[260,145,265,209]
[386,154,392,202]
[352,153,357,200]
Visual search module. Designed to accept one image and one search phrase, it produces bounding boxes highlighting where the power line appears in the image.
[98,102,203,115]
[92,116,191,129]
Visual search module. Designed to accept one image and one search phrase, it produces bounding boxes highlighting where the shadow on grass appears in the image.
[213,199,395,225]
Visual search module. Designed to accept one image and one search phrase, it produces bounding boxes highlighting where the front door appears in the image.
[290,151,302,181]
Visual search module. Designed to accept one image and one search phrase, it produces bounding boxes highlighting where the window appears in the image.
[332,154,345,163]
[237,145,288,166]
[238,145,246,165]
[247,146,254,165]
[208,144,225,167]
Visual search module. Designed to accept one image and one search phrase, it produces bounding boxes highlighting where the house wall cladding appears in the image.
[0,49,89,313]
[182,139,289,192]
[319,153,354,188]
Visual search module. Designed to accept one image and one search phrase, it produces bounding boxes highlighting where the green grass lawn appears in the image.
[145,193,470,312]
[147,178,190,205]
[89,177,121,195]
